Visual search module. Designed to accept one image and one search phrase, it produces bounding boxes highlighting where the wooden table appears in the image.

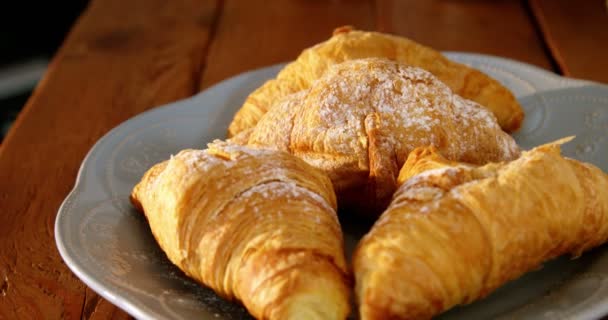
[1,0,607,318]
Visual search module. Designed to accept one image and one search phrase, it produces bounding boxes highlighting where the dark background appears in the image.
[0,1,89,140]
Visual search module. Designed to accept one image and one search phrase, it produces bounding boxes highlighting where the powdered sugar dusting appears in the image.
[401,167,464,187]
[163,143,280,177]
[154,144,336,214]
[207,140,275,158]
[243,58,520,207]
[324,59,513,159]
[266,58,518,165]
[239,181,335,215]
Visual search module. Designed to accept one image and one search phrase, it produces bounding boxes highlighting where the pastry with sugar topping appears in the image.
[131,142,350,320]
[240,58,520,213]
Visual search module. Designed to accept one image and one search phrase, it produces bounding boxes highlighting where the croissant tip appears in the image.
[129,192,143,212]
[550,136,576,145]
[530,136,576,155]
[333,25,355,36]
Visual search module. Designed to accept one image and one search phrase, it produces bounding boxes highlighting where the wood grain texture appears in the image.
[530,0,608,83]
[199,0,376,89]
[376,0,553,70]
[82,288,132,320]
[0,0,219,318]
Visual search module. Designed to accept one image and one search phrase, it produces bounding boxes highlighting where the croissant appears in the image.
[354,139,608,320]
[228,26,524,137]
[130,142,351,320]
[242,58,520,214]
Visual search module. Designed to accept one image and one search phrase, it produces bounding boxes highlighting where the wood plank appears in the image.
[376,0,553,70]
[200,0,376,89]
[0,0,219,318]
[530,0,608,83]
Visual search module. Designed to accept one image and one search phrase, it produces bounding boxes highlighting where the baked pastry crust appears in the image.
[228,26,524,137]
[354,138,608,319]
[243,58,520,213]
[131,142,351,320]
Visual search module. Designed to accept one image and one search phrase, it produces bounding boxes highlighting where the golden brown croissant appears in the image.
[354,139,608,320]
[228,26,524,137]
[130,142,351,320]
[242,58,520,214]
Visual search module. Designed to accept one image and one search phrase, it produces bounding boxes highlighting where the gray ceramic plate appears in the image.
[56,53,608,320]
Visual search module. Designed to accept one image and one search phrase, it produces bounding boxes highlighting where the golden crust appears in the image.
[228,26,524,137]
[354,139,608,319]
[131,142,350,320]
[396,145,469,185]
[243,58,520,214]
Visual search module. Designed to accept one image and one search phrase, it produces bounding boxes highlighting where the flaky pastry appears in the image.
[241,58,520,213]
[131,142,350,320]
[354,138,608,319]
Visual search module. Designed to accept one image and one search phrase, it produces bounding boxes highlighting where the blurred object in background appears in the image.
[0,0,89,142]
[0,59,47,138]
